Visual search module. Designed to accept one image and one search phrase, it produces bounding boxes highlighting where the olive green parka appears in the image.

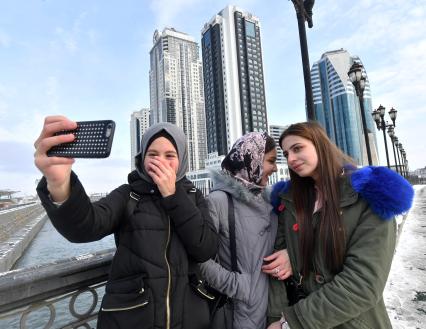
[268,166,414,329]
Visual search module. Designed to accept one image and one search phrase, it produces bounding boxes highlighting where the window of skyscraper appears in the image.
[245,21,256,37]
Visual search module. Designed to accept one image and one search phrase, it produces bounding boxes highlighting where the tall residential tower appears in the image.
[201,5,268,156]
[130,108,150,170]
[311,49,378,165]
[269,124,289,166]
[149,28,207,171]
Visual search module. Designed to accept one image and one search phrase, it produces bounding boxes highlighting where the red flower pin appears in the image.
[292,223,299,232]
[278,204,285,212]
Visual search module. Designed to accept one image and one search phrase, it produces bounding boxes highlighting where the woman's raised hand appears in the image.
[34,116,77,202]
[146,156,177,197]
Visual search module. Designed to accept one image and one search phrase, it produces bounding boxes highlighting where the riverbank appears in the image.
[0,204,47,272]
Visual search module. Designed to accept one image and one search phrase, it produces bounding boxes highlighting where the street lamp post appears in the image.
[387,125,400,174]
[398,144,406,178]
[348,62,372,166]
[402,151,409,178]
[401,149,407,177]
[291,0,315,120]
[372,105,390,168]
[394,137,402,176]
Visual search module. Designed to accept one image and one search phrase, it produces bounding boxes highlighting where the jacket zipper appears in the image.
[165,217,171,329]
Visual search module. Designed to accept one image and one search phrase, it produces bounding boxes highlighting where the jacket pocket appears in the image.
[105,273,144,294]
[98,288,154,329]
[101,290,150,312]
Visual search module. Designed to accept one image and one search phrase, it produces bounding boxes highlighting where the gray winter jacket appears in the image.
[200,170,277,329]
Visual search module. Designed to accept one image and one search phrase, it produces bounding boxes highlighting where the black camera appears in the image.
[284,276,307,306]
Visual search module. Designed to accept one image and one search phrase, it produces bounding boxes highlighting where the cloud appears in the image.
[324,2,425,53]
[53,11,89,53]
[0,30,10,48]
[0,111,45,144]
[0,84,17,120]
[149,0,202,29]
[46,76,59,113]
[0,141,37,173]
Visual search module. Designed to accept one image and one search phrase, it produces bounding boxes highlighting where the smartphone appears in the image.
[47,120,115,158]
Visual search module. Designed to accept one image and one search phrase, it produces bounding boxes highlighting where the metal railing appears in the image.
[0,249,114,328]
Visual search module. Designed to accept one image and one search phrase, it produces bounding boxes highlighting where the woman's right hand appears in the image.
[262,249,293,280]
[34,116,77,202]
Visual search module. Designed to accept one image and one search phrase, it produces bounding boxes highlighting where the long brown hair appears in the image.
[279,122,355,275]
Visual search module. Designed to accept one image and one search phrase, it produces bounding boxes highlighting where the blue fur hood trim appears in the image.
[351,166,414,220]
[270,167,414,219]
[271,180,291,214]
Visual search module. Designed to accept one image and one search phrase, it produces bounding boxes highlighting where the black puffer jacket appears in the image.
[37,170,218,329]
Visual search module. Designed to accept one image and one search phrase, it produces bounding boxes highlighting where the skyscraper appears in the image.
[201,5,268,156]
[130,108,150,170]
[311,49,378,165]
[149,28,207,171]
[268,124,290,184]
[269,124,288,165]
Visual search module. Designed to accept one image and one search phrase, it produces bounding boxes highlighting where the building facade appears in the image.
[269,124,288,165]
[201,5,268,156]
[149,28,207,171]
[186,153,225,196]
[311,49,379,165]
[130,108,150,170]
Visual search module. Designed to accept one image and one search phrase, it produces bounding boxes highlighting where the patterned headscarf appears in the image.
[221,132,269,190]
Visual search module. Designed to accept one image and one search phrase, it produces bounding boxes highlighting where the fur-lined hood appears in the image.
[270,166,414,220]
[210,169,272,204]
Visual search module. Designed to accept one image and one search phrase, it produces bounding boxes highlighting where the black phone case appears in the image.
[47,120,115,158]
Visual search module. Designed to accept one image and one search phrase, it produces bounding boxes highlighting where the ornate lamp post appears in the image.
[291,0,315,120]
[387,125,399,174]
[401,149,407,177]
[372,105,390,168]
[388,107,397,126]
[398,144,406,178]
[402,150,409,178]
[348,62,372,165]
[394,137,402,174]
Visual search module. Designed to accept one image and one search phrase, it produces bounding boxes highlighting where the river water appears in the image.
[14,218,115,269]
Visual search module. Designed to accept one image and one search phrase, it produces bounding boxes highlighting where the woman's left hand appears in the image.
[146,156,176,197]
[262,249,292,280]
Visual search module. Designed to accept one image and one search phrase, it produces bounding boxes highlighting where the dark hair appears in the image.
[280,121,355,275]
[265,134,276,154]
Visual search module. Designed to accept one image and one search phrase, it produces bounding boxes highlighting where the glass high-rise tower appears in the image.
[311,49,378,165]
[149,28,207,171]
[130,108,150,170]
[201,5,268,156]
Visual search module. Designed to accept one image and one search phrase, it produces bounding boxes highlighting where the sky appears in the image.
[0,0,425,197]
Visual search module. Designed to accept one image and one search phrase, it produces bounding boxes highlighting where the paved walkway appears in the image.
[384,185,426,329]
